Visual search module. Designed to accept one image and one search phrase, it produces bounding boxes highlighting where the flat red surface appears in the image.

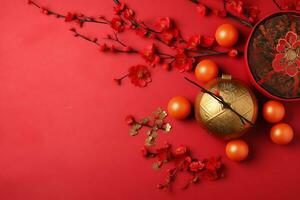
[1,0,300,199]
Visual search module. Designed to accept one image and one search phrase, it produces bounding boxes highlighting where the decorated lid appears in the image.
[246,11,300,101]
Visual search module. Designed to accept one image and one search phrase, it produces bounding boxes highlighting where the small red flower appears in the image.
[40,7,49,15]
[228,49,238,57]
[111,17,125,32]
[176,156,192,171]
[201,35,215,47]
[156,147,171,162]
[173,145,188,157]
[201,170,219,181]
[135,27,148,37]
[125,115,135,125]
[205,156,222,172]
[172,53,195,72]
[225,0,244,15]
[189,161,205,172]
[123,8,134,19]
[160,28,179,44]
[196,3,208,16]
[99,43,108,52]
[139,44,161,67]
[65,12,77,22]
[212,9,227,18]
[247,5,260,22]
[187,35,201,49]
[155,17,172,32]
[272,31,300,77]
[114,2,126,14]
[128,65,152,87]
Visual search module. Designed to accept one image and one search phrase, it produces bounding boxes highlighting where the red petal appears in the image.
[285,64,298,77]
[276,39,290,52]
[292,40,300,49]
[272,54,286,72]
[286,31,297,45]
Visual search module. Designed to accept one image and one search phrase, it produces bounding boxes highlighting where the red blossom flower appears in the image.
[187,35,201,49]
[228,49,238,57]
[65,12,77,22]
[123,8,134,19]
[135,27,148,37]
[189,161,205,172]
[175,156,192,171]
[212,9,227,18]
[160,28,179,44]
[196,3,208,16]
[201,35,215,47]
[125,115,135,125]
[156,147,171,162]
[201,170,219,181]
[272,31,300,77]
[128,65,152,87]
[173,145,188,157]
[155,17,172,32]
[247,5,260,22]
[40,7,49,15]
[99,43,108,52]
[114,2,126,14]
[205,156,222,172]
[225,0,244,15]
[139,44,161,67]
[172,53,195,72]
[111,17,125,32]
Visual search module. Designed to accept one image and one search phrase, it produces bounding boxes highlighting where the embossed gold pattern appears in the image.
[195,77,258,140]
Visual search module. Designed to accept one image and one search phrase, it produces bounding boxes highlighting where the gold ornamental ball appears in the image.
[195,75,258,140]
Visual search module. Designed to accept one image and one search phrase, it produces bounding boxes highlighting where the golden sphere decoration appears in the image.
[195,75,258,140]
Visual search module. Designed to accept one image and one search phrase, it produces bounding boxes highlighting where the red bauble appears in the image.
[226,140,249,162]
[167,96,191,119]
[270,123,294,145]
[262,100,285,123]
[215,24,239,47]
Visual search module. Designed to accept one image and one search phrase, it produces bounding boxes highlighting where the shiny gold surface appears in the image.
[195,77,258,140]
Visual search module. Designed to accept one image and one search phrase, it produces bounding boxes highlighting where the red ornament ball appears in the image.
[194,59,219,82]
[167,96,191,119]
[215,24,239,47]
[262,100,285,123]
[270,123,294,145]
[226,140,249,162]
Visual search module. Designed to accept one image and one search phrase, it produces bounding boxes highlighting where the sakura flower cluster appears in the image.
[28,0,239,88]
[142,143,224,190]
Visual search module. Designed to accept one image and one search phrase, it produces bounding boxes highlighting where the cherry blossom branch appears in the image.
[27,0,110,25]
[189,0,254,28]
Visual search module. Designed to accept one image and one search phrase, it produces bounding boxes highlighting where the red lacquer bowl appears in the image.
[245,11,300,101]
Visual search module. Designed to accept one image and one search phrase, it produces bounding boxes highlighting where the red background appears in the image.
[1,0,300,199]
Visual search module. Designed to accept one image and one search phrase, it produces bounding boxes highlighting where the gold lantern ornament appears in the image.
[194,75,258,140]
